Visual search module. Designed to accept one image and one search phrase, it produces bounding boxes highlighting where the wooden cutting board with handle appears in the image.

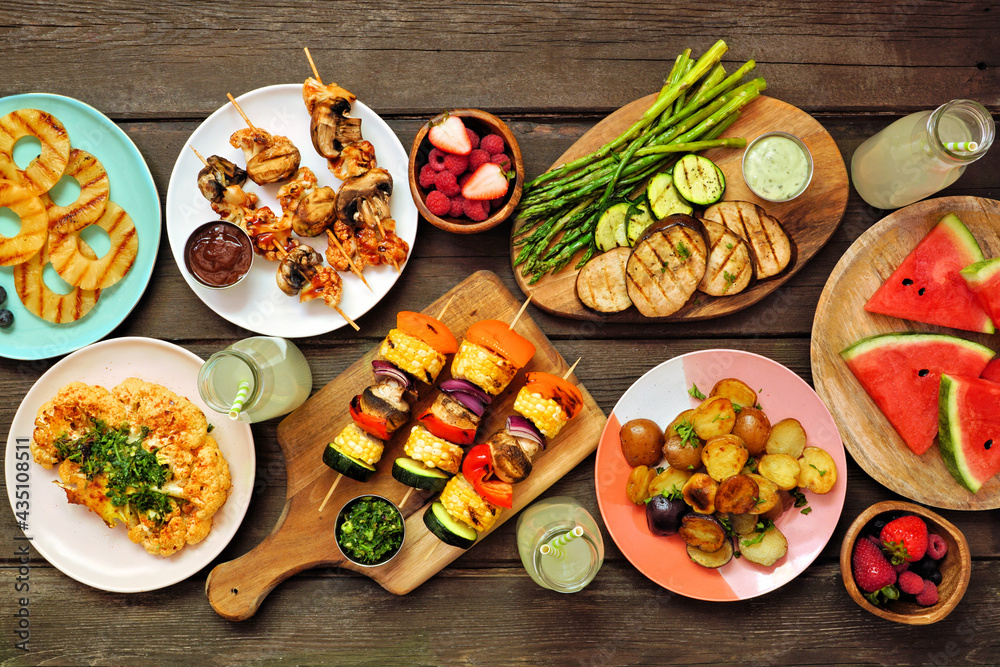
[510,95,848,321]
[206,270,607,620]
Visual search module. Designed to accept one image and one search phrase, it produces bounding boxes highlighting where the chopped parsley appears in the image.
[723,271,737,292]
[688,384,707,400]
[791,489,811,514]
[337,497,404,565]
[740,519,775,547]
[726,242,734,249]
[809,463,827,476]
[674,419,698,448]
[675,242,691,259]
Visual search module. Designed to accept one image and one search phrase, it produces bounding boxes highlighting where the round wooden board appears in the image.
[811,196,1000,510]
[510,94,849,321]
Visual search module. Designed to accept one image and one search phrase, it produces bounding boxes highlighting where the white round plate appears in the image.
[164,84,417,337]
[5,337,255,592]
[594,349,847,600]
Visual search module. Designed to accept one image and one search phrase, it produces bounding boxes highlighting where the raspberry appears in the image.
[490,153,512,171]
[428,148,448,171]
[463,197,489,222]
[434,171,461,197]
[443,153,469,176]
[468,149,490,172]
[898,570,924,595]
[458,173,473,188]
[490,196,506,210]
[465,127,480,150]
[419,163,438,189]
[915,580,939,606]
[425,190,451,216]
[449,195,467,218]
[892,561,910,574]
[480,133,505,155]
[926,533,948,560]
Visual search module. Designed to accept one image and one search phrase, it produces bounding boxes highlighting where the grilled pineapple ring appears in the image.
[0,180,49,266]
[40,148,110,233]
[13,239,101,323]
[0,109,71,196]
[48,201,137,290]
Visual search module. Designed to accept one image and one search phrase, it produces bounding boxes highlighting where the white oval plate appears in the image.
[5,337,255,592]
[164,84,417,337]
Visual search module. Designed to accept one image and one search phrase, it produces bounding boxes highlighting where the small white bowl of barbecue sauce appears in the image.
[184,221,253,289]
[741,131,813,202]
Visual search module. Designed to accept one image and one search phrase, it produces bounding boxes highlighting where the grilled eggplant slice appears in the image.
[697,218,754,296]
[702,201,792,280]
[625,214,707,317]
[576,246,632,313]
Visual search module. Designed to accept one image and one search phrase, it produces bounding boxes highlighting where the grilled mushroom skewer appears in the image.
[336,168,408,271]
[272,241,358,331]
[227,93,301,185]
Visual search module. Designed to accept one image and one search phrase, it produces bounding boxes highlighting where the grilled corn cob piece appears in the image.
[439,473,500,532]
[404,424,464,475]
[332,423,384,466]
[451,340,518,396]
[513,388,569,439]
[379,329,446,384]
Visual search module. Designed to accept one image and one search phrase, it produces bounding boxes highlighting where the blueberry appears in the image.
[928,569,943,586]
[0,285,6,304]
[911,555,938,578]
[0,309,11,329]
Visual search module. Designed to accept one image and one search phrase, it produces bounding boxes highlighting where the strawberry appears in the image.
[461,163,510,201]
[852,535,898,593]
[880,515,928,563]
[428,114,472,156]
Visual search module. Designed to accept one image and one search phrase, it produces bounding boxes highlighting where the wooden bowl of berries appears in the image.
[840,500,971,625]
[408,109,524,234]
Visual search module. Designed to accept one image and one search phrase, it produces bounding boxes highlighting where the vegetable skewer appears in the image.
[271,239,358,330]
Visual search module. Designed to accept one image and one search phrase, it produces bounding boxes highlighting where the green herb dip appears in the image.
[337,497,404,565]
[742,134,811,201]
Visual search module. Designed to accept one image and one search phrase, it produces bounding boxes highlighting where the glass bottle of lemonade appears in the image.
[850,99,994,209]
[198,336,312,423]
[516,496,604,593]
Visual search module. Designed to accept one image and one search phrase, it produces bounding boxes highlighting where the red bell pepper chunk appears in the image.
[418,410,477,446]
[349,395,390,440]
[462,444,514,509]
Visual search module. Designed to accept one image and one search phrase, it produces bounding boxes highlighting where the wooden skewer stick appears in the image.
[437,294,456,321]
[399,487,414,509]
[326,229,372,292]
[191,146,210,167]
[317,472,343,513]
[562,357,581,380]
[270,239,360,331]
[304,47,322,83]
[509,294,532,330]
[226,93,257,131]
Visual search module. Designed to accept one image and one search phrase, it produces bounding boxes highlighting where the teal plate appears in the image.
[0,94,160,360]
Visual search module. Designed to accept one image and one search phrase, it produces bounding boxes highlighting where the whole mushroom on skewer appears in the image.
[272,241,355,330]
[336,168,409,269]
[230,127,301,185]
[276,166,338,237]
[303,78,366,168]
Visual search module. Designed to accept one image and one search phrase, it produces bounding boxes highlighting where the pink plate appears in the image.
[594,349,847,600]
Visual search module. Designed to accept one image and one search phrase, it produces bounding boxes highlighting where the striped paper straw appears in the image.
[228,380,251,420]
[540,525,585,558]
[944,141,979,152]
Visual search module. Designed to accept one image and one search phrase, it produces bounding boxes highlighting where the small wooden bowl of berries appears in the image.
[840,500,971,625]
[408,109,524,234]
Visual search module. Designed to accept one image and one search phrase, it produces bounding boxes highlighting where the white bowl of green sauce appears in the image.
[741,131,813,202]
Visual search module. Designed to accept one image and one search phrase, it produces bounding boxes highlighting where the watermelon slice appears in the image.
[981,358,1000,383]
[960,257,1000,329]
[864,213,994,334]
[938,374,1000,492]
[841,333,994,455]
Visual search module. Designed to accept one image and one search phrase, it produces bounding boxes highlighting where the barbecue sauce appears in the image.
[185,221,252,288]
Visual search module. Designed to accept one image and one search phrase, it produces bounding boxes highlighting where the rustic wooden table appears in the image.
[2,2,1000,664]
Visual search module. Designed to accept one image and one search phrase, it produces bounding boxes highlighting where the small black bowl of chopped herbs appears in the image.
[335,495,406,567]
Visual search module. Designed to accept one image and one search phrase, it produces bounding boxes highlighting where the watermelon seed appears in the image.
[902,278,914,286]
[918,287,926,295]
[918,369,930,377]
[986,440,994,450]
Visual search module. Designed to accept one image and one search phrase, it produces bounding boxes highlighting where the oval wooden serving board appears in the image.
[510,94,849,321]
[206,270,607,620]
[811,196,1000,510]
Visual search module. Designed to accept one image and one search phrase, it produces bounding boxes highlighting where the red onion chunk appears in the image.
[449,389,487,417]
[506,415,545,449]
[371,360,414,390]
[440,378,492,404]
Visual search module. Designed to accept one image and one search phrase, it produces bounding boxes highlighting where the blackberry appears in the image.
[0,309,12,329]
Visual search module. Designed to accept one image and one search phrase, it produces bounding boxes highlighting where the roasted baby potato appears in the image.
[732,407,771,457]
[709,378,757,411]
[687,539,734,568]
[682,472,718,514]
[701,434,748,482]
[797,446,838,494]
[714,474,760,514]
[758,453,801,490]
[620,418,664,467]
[662,433,705,471]
[679,513,726,552]
[691,396,737,440]
[738,524,788,566]
[648,466,693,498]
[626,465,657,505]
[727,511,758,535]
[746,473,779,514]
[765,418,807,459]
